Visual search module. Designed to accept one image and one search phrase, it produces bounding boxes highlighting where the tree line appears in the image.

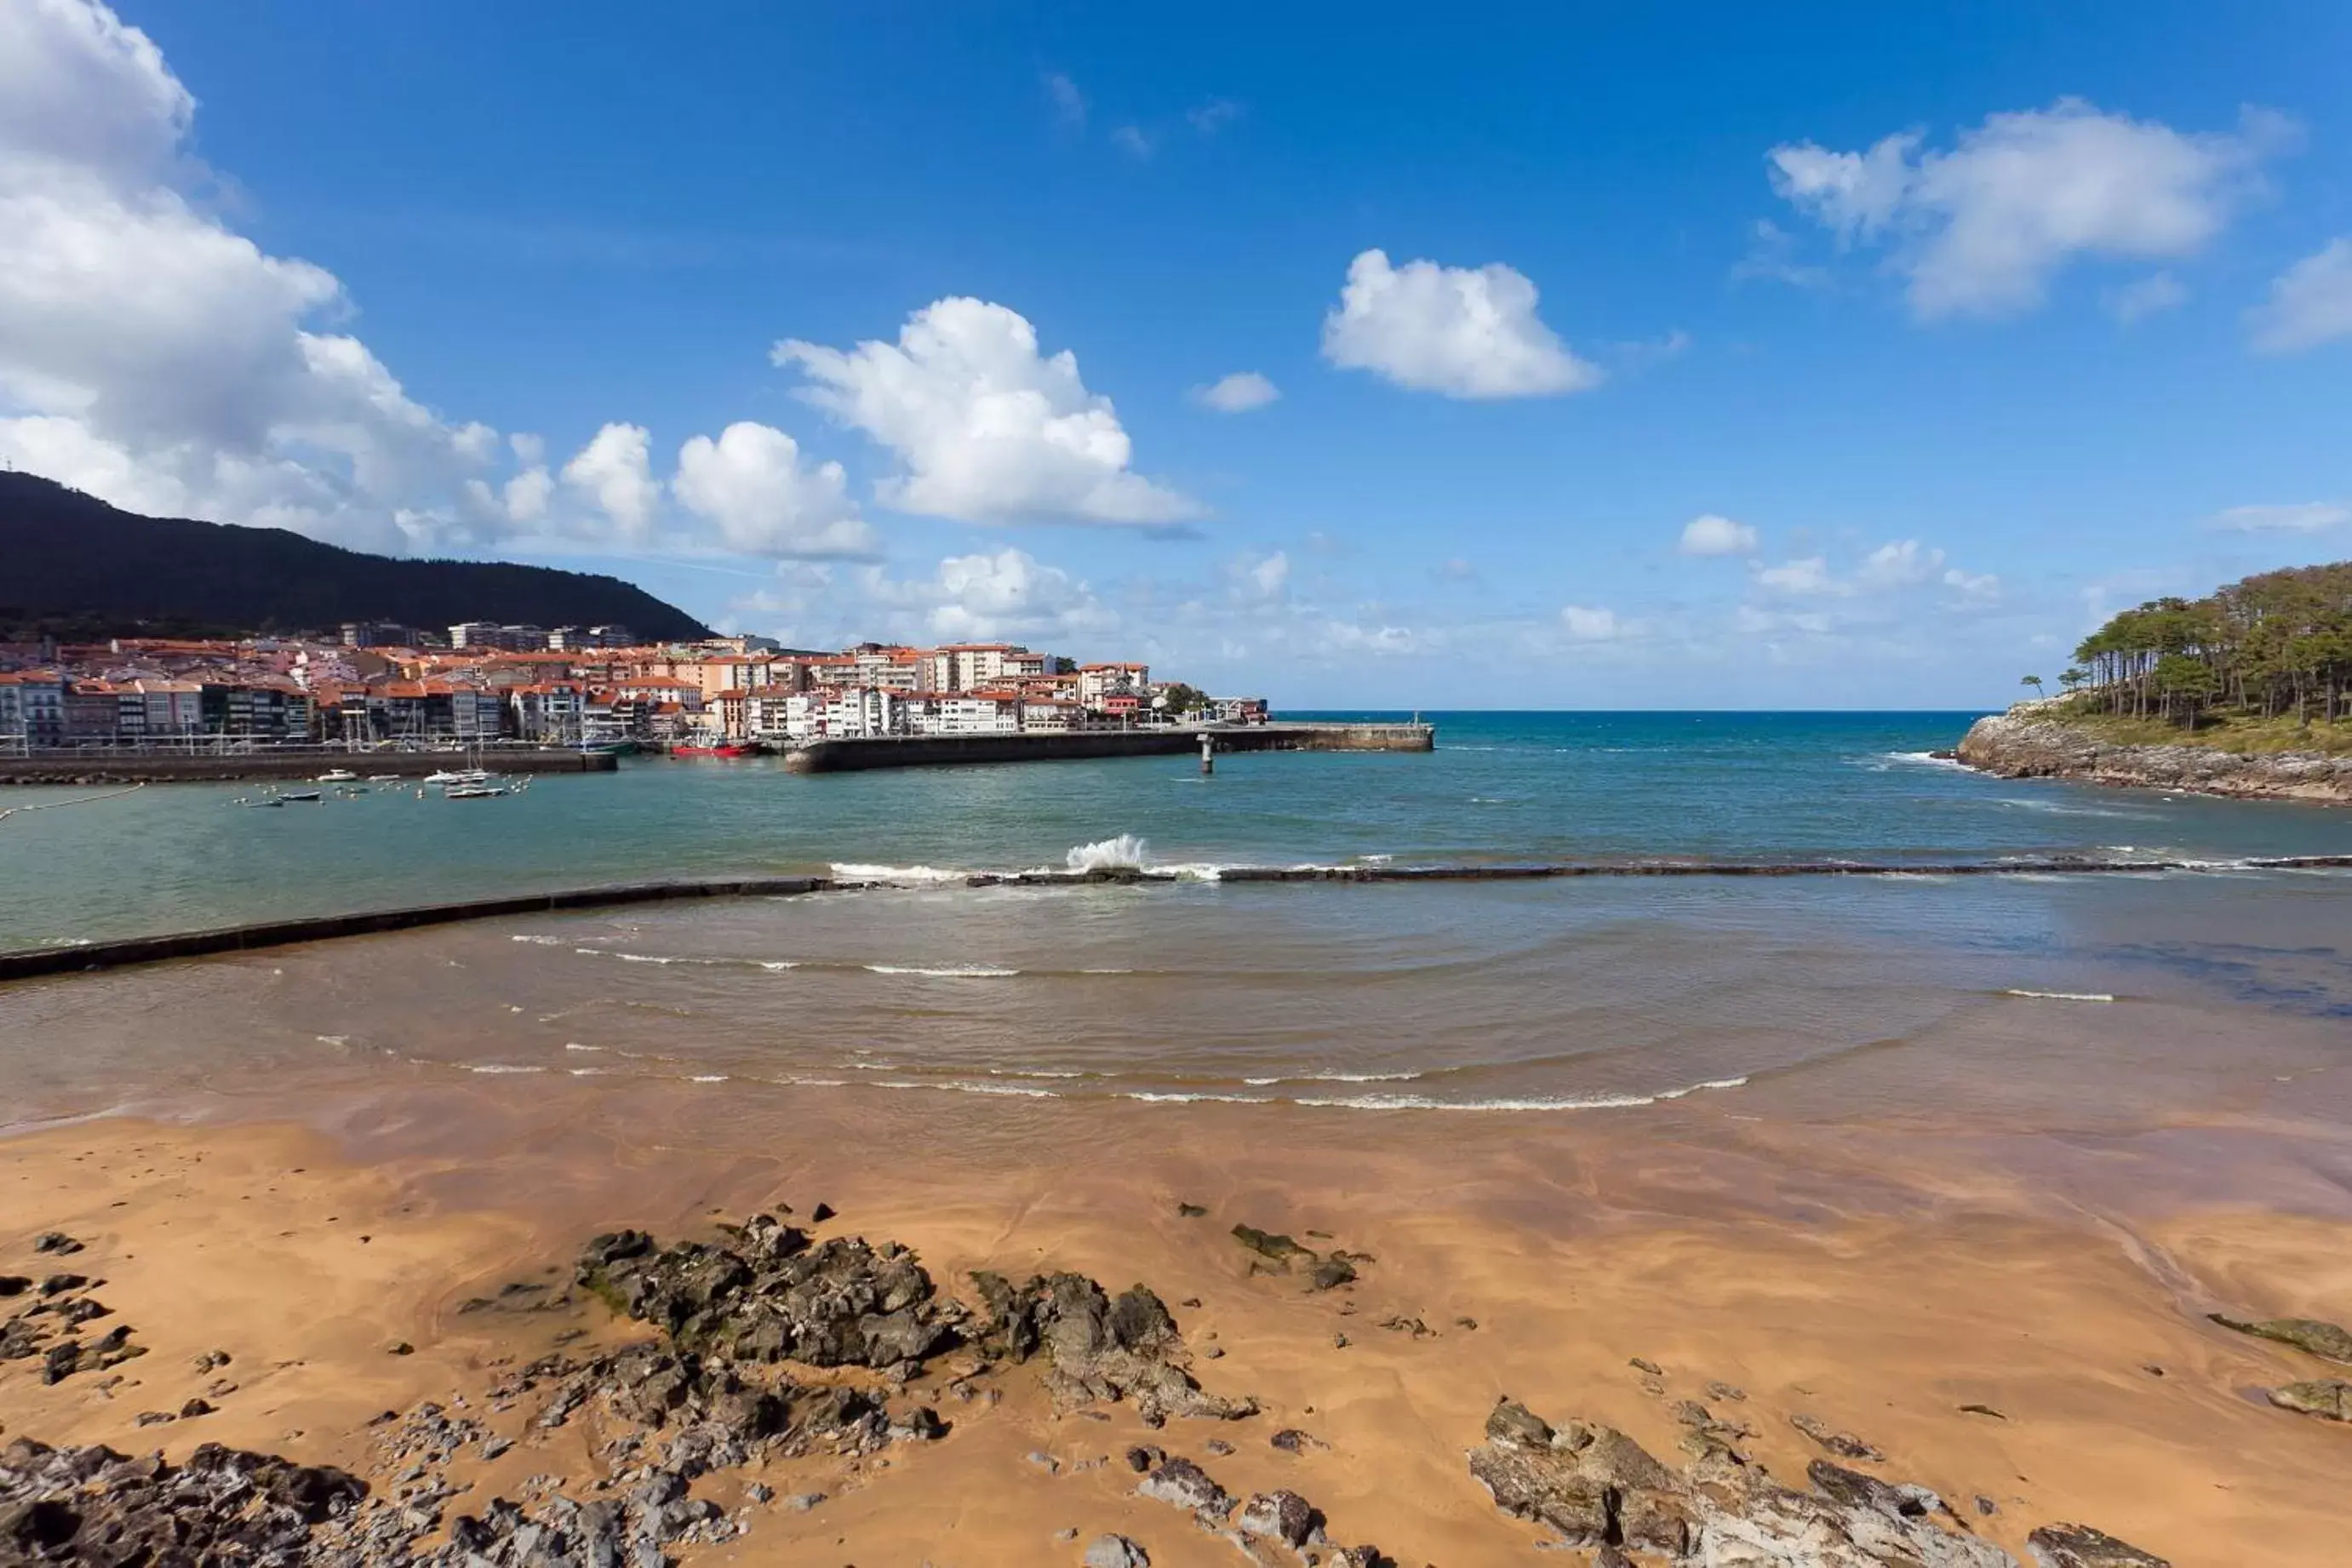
[2026,561,2352,726]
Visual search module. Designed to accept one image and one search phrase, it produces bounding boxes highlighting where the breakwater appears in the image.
[9,852,2350,985]
[781,722,1434,774]
[0,748,621,786]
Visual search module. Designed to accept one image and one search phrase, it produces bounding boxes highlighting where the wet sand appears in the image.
[7,1085,2351,1565]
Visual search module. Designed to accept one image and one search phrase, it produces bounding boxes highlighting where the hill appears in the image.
[0,472,711,643]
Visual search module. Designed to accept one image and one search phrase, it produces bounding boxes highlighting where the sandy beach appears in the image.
[8,1074,2351,1565]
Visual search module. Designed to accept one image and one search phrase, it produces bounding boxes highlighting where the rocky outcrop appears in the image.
[2209,1313,2352,1365]
[1955,711,2352,804]
[970,1270,1256,1423]
[1468,1397,2172,1568]
[0,1436,365,1564]
[2268,1379,2352,1422]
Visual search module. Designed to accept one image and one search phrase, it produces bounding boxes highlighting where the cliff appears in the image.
[1956,707,2352,805]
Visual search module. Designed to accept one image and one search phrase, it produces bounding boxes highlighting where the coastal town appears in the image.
[0,620,1268,754]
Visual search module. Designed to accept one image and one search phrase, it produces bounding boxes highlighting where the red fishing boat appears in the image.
[672,742,757,758]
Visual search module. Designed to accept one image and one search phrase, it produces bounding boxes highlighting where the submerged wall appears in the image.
[781,723,1435,774]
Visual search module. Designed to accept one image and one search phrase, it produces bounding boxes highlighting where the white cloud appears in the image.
[2207,501,2349,533]
[1320,249,1601,398]
[1191,370,1279,413]
[1187,100,1244,135]
[1044,72,1085,128]
[852,547,1117,644]
[1678,513,1758,557]
[1233,550,1290,598]
[2109,271,2188,323]
[560,422,660,540]
[672,421,878,559]
[1731,219,1831,289]
[2249,237,2352,353]
[1857,538,1947,589]
[775,296,1198,529]
[1754,556,1842,596]
[1559,604,1624,641]
[1942,567,2003,606]
[0,0,512,554]
[1769,100,2289,318]
[1111,124,1155,159]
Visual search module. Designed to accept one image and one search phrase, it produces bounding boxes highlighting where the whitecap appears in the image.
[1067,833,1150,872]
[865,964,1020,979]
[758,960,800,971]
[869,1079,1058,1099]
[831,862,968,884]
[2003,989,2115,1003]
[564,1042,604,1053]
[314,1034,349,1047]
[1117,1090,1267,1104]
[509,934,564,946]
[465,1064,546,1075]
[1242,1070,1423,1086]
[685,1073,729,1084]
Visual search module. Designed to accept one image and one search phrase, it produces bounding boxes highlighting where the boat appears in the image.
[444,783,509,799]
[315,769,359,783]
[276,789,323,803]
[421,768,493,787]
[672,743,756,758]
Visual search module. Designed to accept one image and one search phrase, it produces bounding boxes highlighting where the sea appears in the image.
[4,712,2350,1144]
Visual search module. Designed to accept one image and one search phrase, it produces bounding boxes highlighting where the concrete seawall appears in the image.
[781,722,1435,774]
[12,850,2352,986]
[0,749,621,786]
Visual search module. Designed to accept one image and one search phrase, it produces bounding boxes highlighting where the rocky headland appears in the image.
[1954,708,2352,804]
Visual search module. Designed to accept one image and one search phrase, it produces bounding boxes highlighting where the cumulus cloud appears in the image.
[2248,237,2352,353]
[559,423,660,541]
[1856,538,1947,590]
[2207,501,2349,533]
[775,297,1198,529]
[672,421,878,559]
[1559,604,1624,641]
[1754,556,1842,596]
[1044,72,1085,128]
[847,547,1117,644]
[1187,100,1244,135]
[1191,370,1279,413]
[1769,100,2290,318]
[1111,124,1155,159]
[1320,249,1601,398]
[0,0,513,553]
[1232,550,1290,598]
[1678,513,1758,557]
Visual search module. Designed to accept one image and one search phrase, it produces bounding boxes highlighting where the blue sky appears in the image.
[4,1,2349,706]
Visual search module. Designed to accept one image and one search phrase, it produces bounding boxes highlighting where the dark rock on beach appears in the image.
[2268,1379,2352,1422]
[2208,1313,2352,1365]
[0,1436,365,1564]
[2026,1522,2173,1567]
[1468,1395,2031,1565]
[970,1270,1256,1422]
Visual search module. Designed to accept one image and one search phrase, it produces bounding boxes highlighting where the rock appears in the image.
[1976,1496,2000,1517]
[809,1202,836,1223]
[1469,1398,2013,1566]
[179,1399,214,1419]
[1955,712,2352,805]
[1331,1333,1349,1349]
[191,1348,232,1371]
[1238,1489,1323,1548]
[783,1491,826,1511]
[1026,1450,1062,1474]
[0,1277,29,1297]
[2268,1379,2352,1421]
[2026,1523,2172,1567]
[1269,1428,1325,1453]
[581,1224,957,1375]
[2208,1313,2352,1365]
[970,1271,1255,1422]
[31,1233,82,1256]
[1791,1412,1885,1462]
[744,1481,774,1503]
[1308,1256,1357,1291]
[1136,1456,1233,1519]
[1958,1403,2007,1420]
[1085,1533,1152,1568]
[1706,1380,1746,1402]
[1125,1445,1164,1473]
[386,1342,414,1356]
[0,1436,365,1564]
[1232,1225,1312,1264]
[1205,1439,1234,1456]
[1629,1357,1663,1375]
[1177,1202,1208,1218]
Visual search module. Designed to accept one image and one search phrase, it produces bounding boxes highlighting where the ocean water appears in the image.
[4,711,2350,950]
[3,712,2349,1133]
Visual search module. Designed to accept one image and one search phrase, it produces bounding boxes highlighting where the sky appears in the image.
[3,1,2349,707]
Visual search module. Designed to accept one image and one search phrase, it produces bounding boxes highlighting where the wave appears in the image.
[758,960,800,970]
[463,1063,546,1075]
[2003,989,2116,1003]
[686,1073,730,1084]
[564,1042,604,1052]
[509,934,566,946]
[831,862,968,885]
[1116,1090,1268,1104]
[1876,750,1967,772]
[1295,1075,1748,1113]
[864,964,1021,979]
[314,1034,348,1047]
[1241,1070,1423,1086]
[869,1078,1058,1099]
[1067,833,1150,872]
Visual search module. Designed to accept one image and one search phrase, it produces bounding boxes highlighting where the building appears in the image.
[1078,662,1150,710]
[449,621,550,652]
[341,621,429,649]
[0,672,67,747]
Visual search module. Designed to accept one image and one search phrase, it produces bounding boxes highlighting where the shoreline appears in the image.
[1955,710,2352,805]
[6,1102,2351,1563]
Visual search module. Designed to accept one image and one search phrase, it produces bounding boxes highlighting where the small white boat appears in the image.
[315,769,359,783]
[444,783,509,799]
[421,768,492,787]
[277,789,323,803]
